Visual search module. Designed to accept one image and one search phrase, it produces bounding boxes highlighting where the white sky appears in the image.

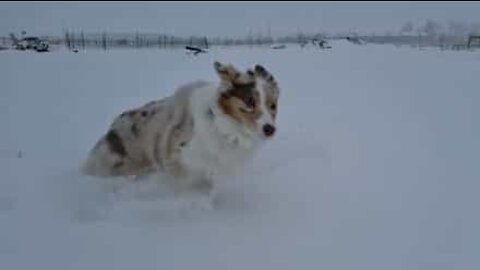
[1,1,479,37]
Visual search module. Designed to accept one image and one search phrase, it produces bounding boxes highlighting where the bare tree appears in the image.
[102,31,107,50]
[81,31,85,50]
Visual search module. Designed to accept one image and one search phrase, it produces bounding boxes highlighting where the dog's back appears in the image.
[82,81,209,178]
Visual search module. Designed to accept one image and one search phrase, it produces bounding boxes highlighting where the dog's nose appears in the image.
[263,124,276,137]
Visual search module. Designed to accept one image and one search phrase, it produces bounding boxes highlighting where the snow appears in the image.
[1,42,479,270]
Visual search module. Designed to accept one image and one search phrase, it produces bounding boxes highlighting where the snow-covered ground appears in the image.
[1,42,479,270]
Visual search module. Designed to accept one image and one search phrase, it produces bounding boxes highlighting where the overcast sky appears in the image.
[1,1,479,37]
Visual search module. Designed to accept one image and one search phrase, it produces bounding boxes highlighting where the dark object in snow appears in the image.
[346,36,366,45]
[307,39,332,49]
[72,49,79,53]
[34,41,50,52]
[271,44,287,50]
[9,32,50,52]
[317,39,332,49]
[185,46,207,56]
[467,35,480,49]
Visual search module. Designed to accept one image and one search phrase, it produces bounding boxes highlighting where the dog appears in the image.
[82,62,280,207]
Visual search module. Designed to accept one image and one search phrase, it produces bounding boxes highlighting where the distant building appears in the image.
[10,33,50,52]
[467,35,480,48]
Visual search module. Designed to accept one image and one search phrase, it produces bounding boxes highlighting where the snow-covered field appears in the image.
[1,42,479,270]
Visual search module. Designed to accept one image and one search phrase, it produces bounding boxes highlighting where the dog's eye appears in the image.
[270,103,277,111]
[244,96,256,108]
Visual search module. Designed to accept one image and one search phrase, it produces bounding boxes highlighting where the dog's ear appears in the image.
[213,61,224,73]
[214,61,240,83]
[254,64,275,83]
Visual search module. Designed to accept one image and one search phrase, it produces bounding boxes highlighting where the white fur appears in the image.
[182,82,263,184]
[256,80,275,132]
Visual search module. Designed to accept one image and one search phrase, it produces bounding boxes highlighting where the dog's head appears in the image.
[214,61,280,140]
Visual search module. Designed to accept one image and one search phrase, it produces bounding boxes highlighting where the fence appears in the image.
[63,31,278,51]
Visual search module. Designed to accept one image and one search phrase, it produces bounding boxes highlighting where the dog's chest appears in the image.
[179,126,256,178]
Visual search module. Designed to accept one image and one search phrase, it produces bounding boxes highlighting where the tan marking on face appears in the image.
[218,82,262,129]
[215,62,280,135]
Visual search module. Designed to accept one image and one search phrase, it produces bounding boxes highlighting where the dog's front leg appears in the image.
[180,172,216,211]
